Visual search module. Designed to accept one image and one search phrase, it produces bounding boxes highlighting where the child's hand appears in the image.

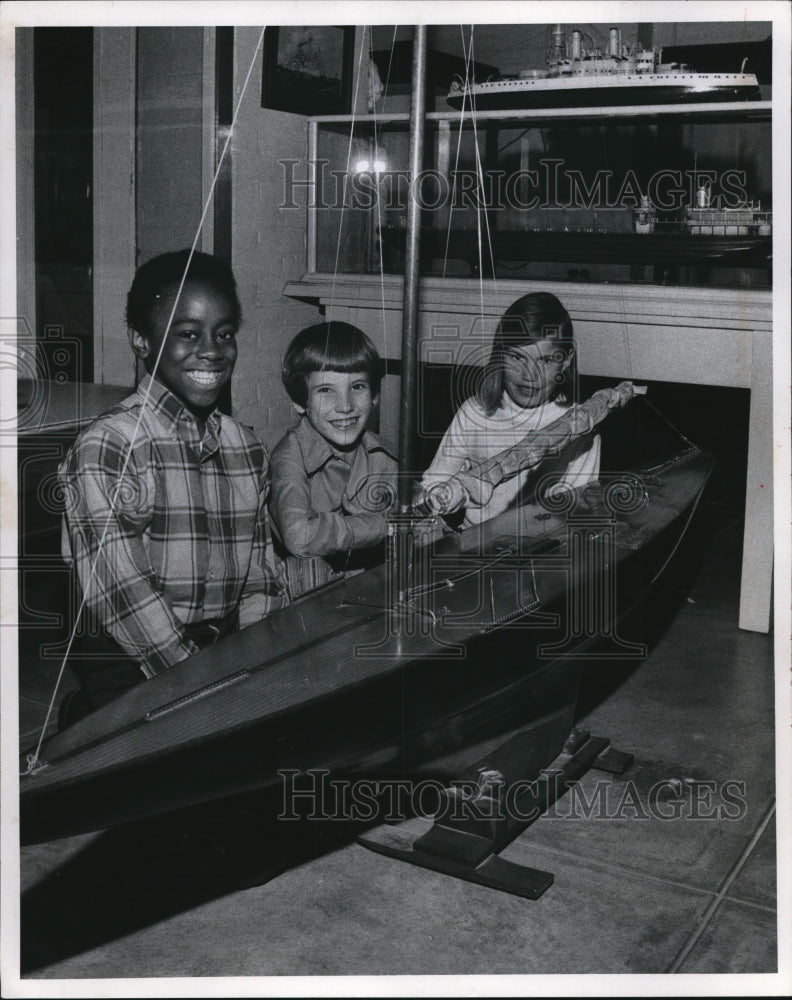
[415,478,466,516]
[603,381,636,409]
[569,381,639,435]
[416,472,495,515]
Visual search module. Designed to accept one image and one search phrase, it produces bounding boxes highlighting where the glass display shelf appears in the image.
[304,101,772,289]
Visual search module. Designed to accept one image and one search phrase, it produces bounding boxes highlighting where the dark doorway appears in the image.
[34,27,93,383]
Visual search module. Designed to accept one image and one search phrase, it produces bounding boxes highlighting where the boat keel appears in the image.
[357,728,633,900]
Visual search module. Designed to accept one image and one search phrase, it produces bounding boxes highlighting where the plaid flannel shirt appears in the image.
[59,374,286,676]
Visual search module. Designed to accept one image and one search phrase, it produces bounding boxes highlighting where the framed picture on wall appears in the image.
[261,26,355,115]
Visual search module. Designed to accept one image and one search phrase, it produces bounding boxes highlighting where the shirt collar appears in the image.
[294,416,396,475]
[136,373,222,442]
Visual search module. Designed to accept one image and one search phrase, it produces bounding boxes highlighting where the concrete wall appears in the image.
[136,27,205,263]
[229,28,321,449]
[98,26,320,445]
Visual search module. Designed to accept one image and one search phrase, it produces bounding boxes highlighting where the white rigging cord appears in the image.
[442,27,474,280]
[456,27,498,338]
[372,26,399,372]
[23,27,268,773]
[328,27,368,318]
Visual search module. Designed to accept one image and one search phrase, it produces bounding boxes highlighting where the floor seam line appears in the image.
[506,842,720,898]
[719,894,777,915]
[664,798,777,973]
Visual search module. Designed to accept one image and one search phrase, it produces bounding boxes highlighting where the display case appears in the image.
[306,101,772,289]
[287,97,774,633]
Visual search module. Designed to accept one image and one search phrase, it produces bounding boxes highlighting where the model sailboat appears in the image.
[19,27,713,849]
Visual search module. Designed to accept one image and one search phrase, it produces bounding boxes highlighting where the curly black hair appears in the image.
[126,250,242,334]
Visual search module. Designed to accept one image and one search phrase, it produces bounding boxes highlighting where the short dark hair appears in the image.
[126,250,242,334]
[282,322,383,406]
[476,292,578,415]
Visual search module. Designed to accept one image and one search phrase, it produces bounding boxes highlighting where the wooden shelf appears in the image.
[379,226,772,273]
[311,100,771,126]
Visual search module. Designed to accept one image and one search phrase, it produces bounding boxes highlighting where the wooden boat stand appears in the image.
[358,727,633,900]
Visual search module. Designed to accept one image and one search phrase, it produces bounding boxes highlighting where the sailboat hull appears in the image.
[20,444,712,844]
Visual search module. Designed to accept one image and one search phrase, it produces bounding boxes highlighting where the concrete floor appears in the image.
[12,479,781,989]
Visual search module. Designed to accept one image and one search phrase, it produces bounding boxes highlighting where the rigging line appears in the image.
[608,218,698,449]
[328,26,368,318]
[441,117,467,281]
[454,26,496,357]
[643,472,706,591]
[470,101,498,297]
[372,26,399,367]
[379,25,399,102]
[459,27,486,317]
[599,114,637,388]
[618,286,635,383]
[601,114,698,451]
[442,25,476,280]
[23,26,268,773]
[458,26,498,323]
[642,394,696,448]
[497,127,532,156]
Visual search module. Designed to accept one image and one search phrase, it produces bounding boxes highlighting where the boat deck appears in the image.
[15,439,778,981]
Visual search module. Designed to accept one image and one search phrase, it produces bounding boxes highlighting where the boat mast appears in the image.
[396,24,427,516]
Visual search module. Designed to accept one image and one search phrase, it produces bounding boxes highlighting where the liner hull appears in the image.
[447,75,760,110]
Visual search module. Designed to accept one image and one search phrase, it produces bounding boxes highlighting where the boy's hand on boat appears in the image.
[415,477,467,516]
[415,472,496,515]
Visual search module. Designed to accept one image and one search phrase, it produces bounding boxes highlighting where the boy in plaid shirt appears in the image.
[58,250,286,726]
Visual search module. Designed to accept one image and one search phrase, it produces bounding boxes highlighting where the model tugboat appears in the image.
[447,25,761,110]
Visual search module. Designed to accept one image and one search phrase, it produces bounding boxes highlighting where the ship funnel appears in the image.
[609,27,621,58]
[571,30,581,60]
[551,24,565,58]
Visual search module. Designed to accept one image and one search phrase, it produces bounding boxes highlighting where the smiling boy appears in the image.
[57,250,286,725]
[269,322,398,598]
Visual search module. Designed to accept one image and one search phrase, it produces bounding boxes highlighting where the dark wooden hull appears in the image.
[20,443,713,844]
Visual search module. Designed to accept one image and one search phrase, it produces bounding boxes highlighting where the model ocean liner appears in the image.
[447,25,761,110]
